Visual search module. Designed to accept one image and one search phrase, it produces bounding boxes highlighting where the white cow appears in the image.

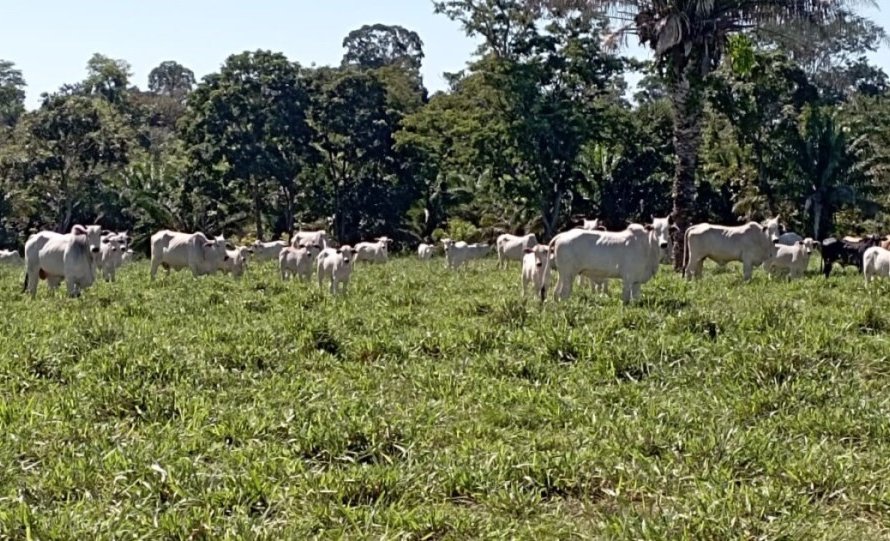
[441,238,472,269]
[292,230,328,250]
[97,233,128,282]
[581,219,604,231]
[764,238,818,279]
[24,224,103,298]
[496,233,537,269]
[521,245,550,301]
[650,215,677,264]
[317,245,355,295]
[280,244,322,281]
[762,216,783,244]
[354,237,392,264]
[546,224,660,303]
[863,246,890,286]
[251,240,287,262]
[417,243,434,260]
[220,246,252,278]
[0,249,22,266]
[121,250,136,265]
[684,222,776,281]
[150,230,229,279]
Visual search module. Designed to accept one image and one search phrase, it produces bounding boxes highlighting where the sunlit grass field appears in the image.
[1,256,890,539]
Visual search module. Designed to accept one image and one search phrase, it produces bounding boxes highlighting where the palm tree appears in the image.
[546,0,873,268]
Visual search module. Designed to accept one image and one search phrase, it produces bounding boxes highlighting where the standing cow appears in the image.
[547,224,661,303]
[251,240,288,262]
[150,230,229,280]
[292,230,328,250]
[821,235,880,278]
[417,243,434,260]
[317,245,355,295]
[863,246,890,285]
[24,225,103,298]
[684,222,776,281]
[354,237,392,264]
[521,245,550,302]
[496,233,537,269]
[0,249,22,266]
[280,244,322,281]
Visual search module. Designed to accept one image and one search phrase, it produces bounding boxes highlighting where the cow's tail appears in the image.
[540,237,558,301]
[682,226,693,274]
[21,271,28,293]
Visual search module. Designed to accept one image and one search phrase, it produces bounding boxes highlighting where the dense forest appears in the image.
[1,1,889,267]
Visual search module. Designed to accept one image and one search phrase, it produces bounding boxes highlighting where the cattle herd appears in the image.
[3,216,890,301]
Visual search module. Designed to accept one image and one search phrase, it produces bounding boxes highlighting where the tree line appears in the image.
[1,1,889,267]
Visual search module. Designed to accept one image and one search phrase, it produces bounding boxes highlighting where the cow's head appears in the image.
[525,245,549,268]
[337,245,354,264]
[650,216,674,250]
[582,218,602,230]
[73,224,103,253]
[200,234,228,263]
[762,216,782,243]
[441,238,455,251]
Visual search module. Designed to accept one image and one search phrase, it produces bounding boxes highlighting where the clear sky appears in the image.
[3,0,889,109]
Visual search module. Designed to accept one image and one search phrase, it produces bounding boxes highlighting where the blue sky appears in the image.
[3,0,889,109]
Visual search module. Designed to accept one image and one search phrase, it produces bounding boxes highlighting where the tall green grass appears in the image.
[1,257,889,539]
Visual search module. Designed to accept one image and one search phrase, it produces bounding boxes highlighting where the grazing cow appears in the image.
[684,222,776,281]
[0,249,22,266]
[150,230,229,279]
[863,246,890,285]
[521,245,550,301]
[251,240,287,262]
[317,245,355,295]
[496,233,537,269]
[764,238,818,279]
[280,243,322,281]
[441,238,472,269]
[417,243,434,260]
[292,230,328,250]
[581,219,605,231]
[546,224,661,303]
[821,235,880,278]
[354,237,392,264]
[98,233,129,282]
[24,225,103,298]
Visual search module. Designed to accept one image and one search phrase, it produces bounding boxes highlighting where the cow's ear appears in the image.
[336,249,342,254]
[644,224,654,231]
[72,225,87,235]
[101,229,113,236]
[524,248,533,253]
[671,224,680,232]
[101,238,109,244]
[595,225,606,231]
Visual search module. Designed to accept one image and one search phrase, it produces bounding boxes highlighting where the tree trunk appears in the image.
[58,171,72,233]
[542,187,562,241]
[252,177,264,240]
[669,66,706,271]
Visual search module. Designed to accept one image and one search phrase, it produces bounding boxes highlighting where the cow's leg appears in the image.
[341,280,349,294]
[555,271,573,300]
[521,275,528,298]
[149,256,161,280]
[26,268,40,298]
[620,280,632,304]
[330,280,337,295]
[631,282,642,301]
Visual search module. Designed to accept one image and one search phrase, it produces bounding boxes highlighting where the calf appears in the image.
[863,246,890,285]
[317,245,355,295]
[821,235,880,278]
[280,244,322,281]
[251,240,287,262]
[764,238,818,280]
[220,246,252,278]
[521,245,550,301]
[354,237,392,264]
[417,243,434,260]
[24,225,103,298]
[0,249,22,266]
[496,233,537,269]
[98,233,128,282]
[467,243,491,260]
[441,238,472,269]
